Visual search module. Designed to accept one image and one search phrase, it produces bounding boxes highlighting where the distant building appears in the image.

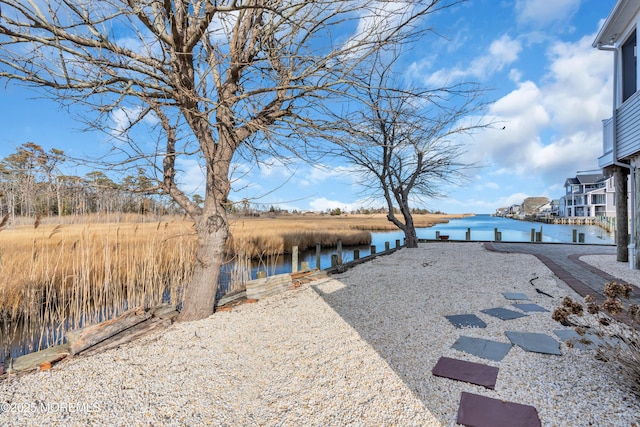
[521,197,550,216]
[558,173,615,218]
[535,200,560,219]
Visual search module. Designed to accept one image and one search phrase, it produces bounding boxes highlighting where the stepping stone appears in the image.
[451,336,512,362]
[445,314,487,329]
[432,356,499,389]
[457,392,541,427]
[502,292,529,300]
[553,329,604,350]
[505,331,561,356]
[512,303,549,313]
[481,307,528,320]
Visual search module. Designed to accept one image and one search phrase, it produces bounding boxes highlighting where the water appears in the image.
[406,214,614,245]
[4,214,613,364]
[235,215,614,280]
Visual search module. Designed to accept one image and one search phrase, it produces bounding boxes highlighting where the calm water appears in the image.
[246,214,614,278]
[4,214,614,364]
[371,214,614,246]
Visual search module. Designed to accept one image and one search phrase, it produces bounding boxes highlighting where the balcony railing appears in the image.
[603,116,613,154]
[598,117,614,168]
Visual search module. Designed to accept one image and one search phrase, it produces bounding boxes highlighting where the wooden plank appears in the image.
[148,304,174,316]
[290,269,316,280]
[246,274,292,300]
[9,343,70,373]
[67,306,152,355]
[216,289,246,307]
[80,317,171,357]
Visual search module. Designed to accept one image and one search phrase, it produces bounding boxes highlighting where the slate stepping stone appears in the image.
[512,303,549,313]
[457,391,541,427]
[481,307,528,320]
[502,292,529,300]
[553,329,604,350]
[445,314,487,329]
[451,336,512,362]
[432,356,499,389]
[505,331,561,355]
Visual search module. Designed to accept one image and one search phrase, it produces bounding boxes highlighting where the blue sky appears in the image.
[0,0,617,214]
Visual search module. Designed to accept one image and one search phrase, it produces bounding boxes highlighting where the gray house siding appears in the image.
[616,90,640,160]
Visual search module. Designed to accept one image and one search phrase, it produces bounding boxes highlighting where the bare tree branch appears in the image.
[0,0,466,319]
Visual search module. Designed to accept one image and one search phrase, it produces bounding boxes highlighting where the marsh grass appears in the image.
[1,212,458,361]
[0,218,197,361]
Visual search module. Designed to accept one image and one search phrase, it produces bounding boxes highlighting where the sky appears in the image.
[0,0,618,214]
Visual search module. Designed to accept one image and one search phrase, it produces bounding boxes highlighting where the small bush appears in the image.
[553,281,640,397]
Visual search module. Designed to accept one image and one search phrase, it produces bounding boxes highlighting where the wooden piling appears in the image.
[316,243,321,270]
[331,254,339,268]
[292,245,298,273]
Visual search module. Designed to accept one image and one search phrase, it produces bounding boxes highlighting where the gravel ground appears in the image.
[1,242,639,426]
[581,253,640,287]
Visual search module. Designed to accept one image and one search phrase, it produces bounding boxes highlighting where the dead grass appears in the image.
[228,212,465,255]
[0,212,462,358]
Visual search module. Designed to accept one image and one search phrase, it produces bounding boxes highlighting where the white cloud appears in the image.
[463,32,611,187]
[474,181,500,191]
[515,0,581,28]
[345,1,413,50]
[423,34,522,86]
[175,157,205,195]
[542,34,613,132]
[299,164,357,187]
[308,197,356,212]
[110,106,157,138]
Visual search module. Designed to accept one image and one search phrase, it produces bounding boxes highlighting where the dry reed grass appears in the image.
[0,212,460,359]
[0,218,196,358]
[228,212,463,255]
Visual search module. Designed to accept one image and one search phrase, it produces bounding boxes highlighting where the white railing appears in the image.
[603,117,614,154]
[599,117,614,168]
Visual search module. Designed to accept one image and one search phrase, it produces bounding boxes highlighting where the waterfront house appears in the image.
[594,0,640,267]
[558,173,616,218]
[535,200,560,219]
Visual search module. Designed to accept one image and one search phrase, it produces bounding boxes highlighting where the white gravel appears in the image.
[1,242,639,426]
[580,253,640,287]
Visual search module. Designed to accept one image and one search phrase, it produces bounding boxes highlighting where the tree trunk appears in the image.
[178,210,229,321]
[614,166,629,262]
[403,212,419,248]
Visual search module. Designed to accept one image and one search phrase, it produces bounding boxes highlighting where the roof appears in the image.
[593,0,640,48]
[564,174,604,186]
[576,174,604,184]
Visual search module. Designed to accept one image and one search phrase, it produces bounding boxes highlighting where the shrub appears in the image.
[552,282,640,397]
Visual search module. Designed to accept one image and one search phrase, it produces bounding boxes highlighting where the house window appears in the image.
[591,194,606,205]
[622,29,637,103]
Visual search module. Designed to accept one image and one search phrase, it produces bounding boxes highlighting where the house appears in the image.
[594,0,640,267]
[536,199,560,219]
[558,173,616,218]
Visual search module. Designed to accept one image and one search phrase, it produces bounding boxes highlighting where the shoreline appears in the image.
[1,242,637,426]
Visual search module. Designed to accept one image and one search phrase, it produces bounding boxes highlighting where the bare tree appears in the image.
[326,56,487,248]
[0,0,462,320]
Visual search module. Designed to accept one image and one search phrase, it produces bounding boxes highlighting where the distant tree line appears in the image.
[0,142,181,219]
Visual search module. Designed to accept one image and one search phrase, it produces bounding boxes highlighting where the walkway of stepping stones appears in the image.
[434,292,598,427]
